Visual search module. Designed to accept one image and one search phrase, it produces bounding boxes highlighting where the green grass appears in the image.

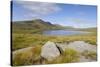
[12,27,97,66]
[12,32,97,51]
[46,48,79,64]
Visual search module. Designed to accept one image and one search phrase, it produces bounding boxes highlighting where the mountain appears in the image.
[12,19,65,34]
[12,19,96,34]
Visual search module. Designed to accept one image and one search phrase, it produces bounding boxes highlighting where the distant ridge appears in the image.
[12,19,66,33]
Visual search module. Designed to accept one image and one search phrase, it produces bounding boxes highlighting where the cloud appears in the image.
[70,18,85,23]
[65,18,97,28]
[15,1,61,18]
[77,12,86,16]
[66,18,84,23]
[66,17,96,24]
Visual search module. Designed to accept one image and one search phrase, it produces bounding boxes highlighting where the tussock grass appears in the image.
[46,48,79,64]
[12,45,42,66]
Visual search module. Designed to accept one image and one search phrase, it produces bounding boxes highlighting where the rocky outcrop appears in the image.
[41,41,97,62]
[13,41,97,65]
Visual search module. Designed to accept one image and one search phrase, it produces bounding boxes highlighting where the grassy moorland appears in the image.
[12,19,97,66]
[12,31,97,51]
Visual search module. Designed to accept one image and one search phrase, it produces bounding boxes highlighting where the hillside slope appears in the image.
[12,19,65,33]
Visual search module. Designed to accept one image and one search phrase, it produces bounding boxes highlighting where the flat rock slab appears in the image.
[67,41,97,53]
[12,47,35,60]
[13,47,34,55]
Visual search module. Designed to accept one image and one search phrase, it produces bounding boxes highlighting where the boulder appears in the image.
[56,43,67,51]
[41,41,60,61]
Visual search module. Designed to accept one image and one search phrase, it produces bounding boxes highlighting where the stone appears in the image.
[41,41,60,61]
[67,41,97,53]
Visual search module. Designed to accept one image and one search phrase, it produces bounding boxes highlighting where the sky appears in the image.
[12,1,97,28]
